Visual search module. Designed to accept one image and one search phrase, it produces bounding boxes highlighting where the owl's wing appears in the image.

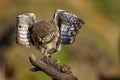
[53,9,84,45]
[16,13,37,47]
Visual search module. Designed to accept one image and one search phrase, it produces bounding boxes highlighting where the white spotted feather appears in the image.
[16,13,37,47]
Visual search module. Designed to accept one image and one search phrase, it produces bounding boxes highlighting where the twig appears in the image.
[29,54,79,80]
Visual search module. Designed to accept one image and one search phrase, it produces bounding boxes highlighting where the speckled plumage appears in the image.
[31,21,60,54]
[16,9,84,56]
[53,9,84,44]
[15,13,37,47]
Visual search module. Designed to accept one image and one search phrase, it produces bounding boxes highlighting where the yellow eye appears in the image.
[42,32,54,43]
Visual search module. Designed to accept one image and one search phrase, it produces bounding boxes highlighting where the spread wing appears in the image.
[53,9,84,45]
[15,13,37,47]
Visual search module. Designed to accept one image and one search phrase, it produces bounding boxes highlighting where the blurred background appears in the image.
[0,0,120,80]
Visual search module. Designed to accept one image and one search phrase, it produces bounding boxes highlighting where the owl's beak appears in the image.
[38,37,46,43]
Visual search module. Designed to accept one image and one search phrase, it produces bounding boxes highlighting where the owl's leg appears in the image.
[48,41,61,55]
[55,41,61,52]
[44,51,51,58]
[38,46,50,58]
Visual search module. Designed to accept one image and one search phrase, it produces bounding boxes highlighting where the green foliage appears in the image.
[30,72,51,80]
[53,46,70,64]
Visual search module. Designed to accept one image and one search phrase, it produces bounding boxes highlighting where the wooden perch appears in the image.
[29,54,78,80]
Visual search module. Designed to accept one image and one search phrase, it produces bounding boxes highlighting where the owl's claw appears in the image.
[44,52,52,58]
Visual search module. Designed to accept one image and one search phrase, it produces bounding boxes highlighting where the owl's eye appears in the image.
[38,37,42,41]
[42,32,54,43]
[37,32,54,43]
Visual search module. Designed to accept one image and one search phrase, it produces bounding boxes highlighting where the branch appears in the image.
[29,54,79,80]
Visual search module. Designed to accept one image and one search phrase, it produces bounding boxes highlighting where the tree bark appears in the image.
[29,54,78,80]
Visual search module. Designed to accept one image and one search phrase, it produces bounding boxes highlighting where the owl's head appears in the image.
[31,21,57,44]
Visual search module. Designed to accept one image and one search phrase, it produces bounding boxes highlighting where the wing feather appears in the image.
[53,9,84,44]
[16,13,37,47]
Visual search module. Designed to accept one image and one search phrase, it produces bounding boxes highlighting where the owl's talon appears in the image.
[44,52,51,58]
[53,59,60,64]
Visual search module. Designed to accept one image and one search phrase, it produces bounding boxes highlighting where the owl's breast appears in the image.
[36,32,59,55]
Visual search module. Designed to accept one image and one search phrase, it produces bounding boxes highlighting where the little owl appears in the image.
[15,9,84,57]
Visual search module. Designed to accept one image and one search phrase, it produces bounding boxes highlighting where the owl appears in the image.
[15,9,84,57]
